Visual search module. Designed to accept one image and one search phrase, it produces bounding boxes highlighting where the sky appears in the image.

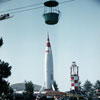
[0,0,100,92]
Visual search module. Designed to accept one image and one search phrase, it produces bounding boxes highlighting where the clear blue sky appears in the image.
[0,0,100,91]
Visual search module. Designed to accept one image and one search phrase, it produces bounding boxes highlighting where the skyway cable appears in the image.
[0,0,75,14]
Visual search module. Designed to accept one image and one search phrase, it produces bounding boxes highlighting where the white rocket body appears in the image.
[44,36,54,90]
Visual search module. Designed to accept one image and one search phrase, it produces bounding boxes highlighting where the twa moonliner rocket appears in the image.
[44,35,54,90]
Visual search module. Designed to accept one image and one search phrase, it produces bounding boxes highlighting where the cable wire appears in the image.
[0,2,43,14]
[10,6,44,14]
[0,0,75,14]
[60,0,75,4]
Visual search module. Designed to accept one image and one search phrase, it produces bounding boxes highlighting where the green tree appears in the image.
[83,80,93,92]
[53,81,59,91]
[83,80,94,100]
[0,60,13,100]
[78,81,82,91]
[0,38,13,100]
[23,81,34,100]
[7,87,14,100]
[94,80,100,90]
[0,37,3,47]
[0,60,12,79]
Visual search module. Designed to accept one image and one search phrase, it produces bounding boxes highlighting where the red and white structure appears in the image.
[70,62,79,91]
[44,35,54,90]
[35,35,66,100]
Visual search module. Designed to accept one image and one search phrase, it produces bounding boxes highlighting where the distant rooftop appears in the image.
[11,83,41,91]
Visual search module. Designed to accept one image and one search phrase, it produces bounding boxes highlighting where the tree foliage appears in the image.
[23,81,35,100]
[53,81,59,91]
[0,60,12,79]
[0,61,13,100]
[94,80,100,90]
[83,80,93,92]
[0,37,3,47]
[0,38,13,100]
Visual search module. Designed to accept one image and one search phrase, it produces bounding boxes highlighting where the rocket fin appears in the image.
[52,84,55,91]
[35,83,45,100]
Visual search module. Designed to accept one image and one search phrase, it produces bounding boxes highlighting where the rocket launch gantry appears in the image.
[70,62,79,91]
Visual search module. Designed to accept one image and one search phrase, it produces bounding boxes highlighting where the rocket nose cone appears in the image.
[47,41,51,47]
[47,37,50,41]
[46,35,51,47]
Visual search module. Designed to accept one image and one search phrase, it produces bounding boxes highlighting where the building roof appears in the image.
[11,83,41,91]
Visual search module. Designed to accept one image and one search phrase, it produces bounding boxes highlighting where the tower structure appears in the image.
[70,62,79,91]
[44,35,54,90]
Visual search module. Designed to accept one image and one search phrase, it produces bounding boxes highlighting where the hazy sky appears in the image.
[0,0,100,91]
